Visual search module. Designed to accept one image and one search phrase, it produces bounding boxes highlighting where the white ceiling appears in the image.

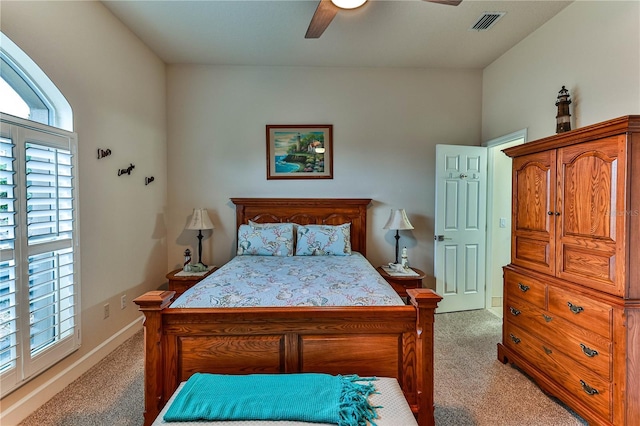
[102,0,572,69]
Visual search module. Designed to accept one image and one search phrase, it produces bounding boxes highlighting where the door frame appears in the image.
[483,129,527,316]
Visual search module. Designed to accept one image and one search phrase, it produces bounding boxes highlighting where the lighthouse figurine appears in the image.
[183,249,192,272]
[555,86,572,133]
[401,247,409,269]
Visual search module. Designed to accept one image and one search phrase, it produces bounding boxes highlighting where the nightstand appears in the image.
[376,266,426,298]
[166,267,217,299]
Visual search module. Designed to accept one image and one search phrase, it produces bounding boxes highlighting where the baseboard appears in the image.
[0,316,143,425]
[487,306,503,318]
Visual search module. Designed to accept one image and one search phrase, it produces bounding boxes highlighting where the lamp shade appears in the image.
[383,209,414,231]
[185,208,214,231]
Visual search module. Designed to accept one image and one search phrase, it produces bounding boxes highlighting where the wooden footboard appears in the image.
[134,288,441,426]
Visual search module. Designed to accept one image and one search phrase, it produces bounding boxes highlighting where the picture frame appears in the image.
[266,124,333,180]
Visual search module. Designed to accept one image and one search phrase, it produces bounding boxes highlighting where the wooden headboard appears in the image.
[230,198,371,256]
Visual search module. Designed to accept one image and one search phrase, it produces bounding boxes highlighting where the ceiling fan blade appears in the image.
[305,0,339,39]
[424,0,462,5]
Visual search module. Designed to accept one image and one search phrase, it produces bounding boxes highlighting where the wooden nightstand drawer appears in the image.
[169,281,192,296]
[376,266,425,298]
[166,267,217,299]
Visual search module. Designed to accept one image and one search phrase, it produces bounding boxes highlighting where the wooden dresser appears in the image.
[497,116,640,426]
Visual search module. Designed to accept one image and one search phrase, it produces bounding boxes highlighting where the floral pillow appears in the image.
[237,223,294,256]
[295,223,352,256]
[248,220,282,228]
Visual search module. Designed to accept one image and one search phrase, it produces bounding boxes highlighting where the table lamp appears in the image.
[185,208,214,267]
[383,208,414,264]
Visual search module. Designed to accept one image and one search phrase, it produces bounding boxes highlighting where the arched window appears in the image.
[0,78,30,120]
[0,32,72,131]
[1,32,80,396]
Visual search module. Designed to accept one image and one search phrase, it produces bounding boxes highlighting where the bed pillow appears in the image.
[237,223,294,256]
[248,220,282,228]
[295,223,351,256]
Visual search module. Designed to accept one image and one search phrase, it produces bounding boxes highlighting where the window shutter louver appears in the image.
[0,136,18,374]
[26,145,73,244]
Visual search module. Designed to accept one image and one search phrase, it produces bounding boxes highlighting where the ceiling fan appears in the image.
[305,0,462,39]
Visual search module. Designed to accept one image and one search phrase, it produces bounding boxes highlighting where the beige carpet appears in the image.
[19,309,586,426]
[433,310,586,425]
[19,329,144,426]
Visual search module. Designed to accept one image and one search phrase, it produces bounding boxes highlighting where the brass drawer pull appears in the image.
[509,307,521,316]
[542,314,553,322]
[509,333,521,344]
[543,346,552,355]
[567,302,584,314]
[580,343,599,358]
[518,282,530,292]
[580,380,599,396]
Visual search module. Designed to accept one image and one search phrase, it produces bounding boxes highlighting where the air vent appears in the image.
[469,12,506,31]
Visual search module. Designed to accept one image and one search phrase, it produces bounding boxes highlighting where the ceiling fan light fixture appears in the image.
[331,0,367,10]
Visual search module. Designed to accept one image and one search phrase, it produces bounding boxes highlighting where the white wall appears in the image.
[0,1,167,423]
[166,65,483,285]
[482,0,640,142]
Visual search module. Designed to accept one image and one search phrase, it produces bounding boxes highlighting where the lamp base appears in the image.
[196,230,207,268]
[394,230,400,264]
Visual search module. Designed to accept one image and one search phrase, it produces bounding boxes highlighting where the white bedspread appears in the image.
[171,252,404,308]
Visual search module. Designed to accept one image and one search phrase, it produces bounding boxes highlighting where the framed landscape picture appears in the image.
[266,124,333,180]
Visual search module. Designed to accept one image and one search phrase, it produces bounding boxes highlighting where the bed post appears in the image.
[407,288,442,426]
[134,290,174,426]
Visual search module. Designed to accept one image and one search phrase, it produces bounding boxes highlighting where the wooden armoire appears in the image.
[497,116,640,426]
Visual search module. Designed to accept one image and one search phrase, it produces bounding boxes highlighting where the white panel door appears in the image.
[434,144,487,313]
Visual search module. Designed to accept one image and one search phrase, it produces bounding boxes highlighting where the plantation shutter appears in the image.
[26,140,76,358]
[0,134,18,382]
[0,118,79,395]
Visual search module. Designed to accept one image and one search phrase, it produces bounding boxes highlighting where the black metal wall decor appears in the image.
[97,148,112,159]
[145,176,155,185]
[117,163,135,176]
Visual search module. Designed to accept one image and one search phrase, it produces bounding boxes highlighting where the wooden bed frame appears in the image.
[134,198,441,426]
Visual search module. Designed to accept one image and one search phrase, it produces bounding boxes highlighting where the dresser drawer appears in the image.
[505,297,611,380]
[504,269,546,308]
[504,322,612,421]
[548,287,612,339]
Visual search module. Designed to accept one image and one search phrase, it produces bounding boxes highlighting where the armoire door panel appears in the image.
[559,147,617,241]
[511,150,556,274]
[561,245,613,280]
[556,136,626,295]
[513,236,552,273]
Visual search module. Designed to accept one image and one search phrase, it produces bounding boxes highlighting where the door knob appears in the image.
[434,235,452,241]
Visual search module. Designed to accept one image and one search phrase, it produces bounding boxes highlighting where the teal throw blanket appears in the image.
[163,373,379,426]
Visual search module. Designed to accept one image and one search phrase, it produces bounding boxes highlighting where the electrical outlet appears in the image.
[103,303,110,319]
[120,294,126,310]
